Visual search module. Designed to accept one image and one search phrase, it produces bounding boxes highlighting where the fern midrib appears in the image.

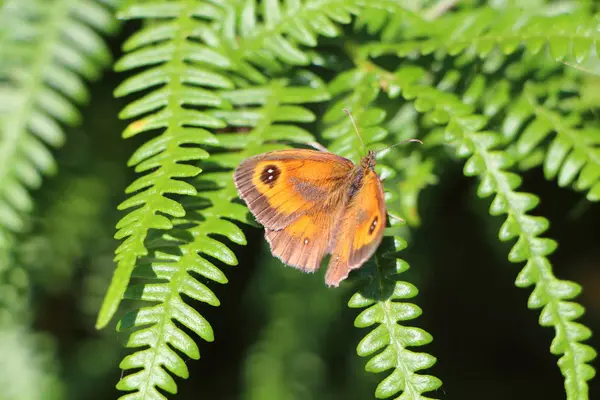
[373,252,420,398]
[470,136,586,396]
[375,30,600,54]
[131,3,197,397]
[0,0,70,204]
[135,270,186,397]
[248,80,284,150]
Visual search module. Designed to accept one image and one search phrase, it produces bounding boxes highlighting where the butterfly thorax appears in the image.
[361,150,377,170]
[348,151,377,200]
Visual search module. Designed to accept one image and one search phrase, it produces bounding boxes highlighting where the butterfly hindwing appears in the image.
[325,170,387,286]
[265,206,342,273]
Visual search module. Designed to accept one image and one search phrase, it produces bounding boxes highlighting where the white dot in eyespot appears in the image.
[304,238,309,244]
[267,168,274,173]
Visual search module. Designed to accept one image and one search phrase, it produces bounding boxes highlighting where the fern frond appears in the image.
[362,7,600,66]
[353,0,428,43]
[386,105,439,226]
[349,231,441,400]
[96,0,232,328]
[219,0,432,81]
[504,84,600,201]
[218,0,373,81]
[419,49,600,202]
[389,152,438,226]
[323,67,390,162]
[0,0,118,243]
[382,64,598,398]
[320,62,440,398]
[114,72,328,398]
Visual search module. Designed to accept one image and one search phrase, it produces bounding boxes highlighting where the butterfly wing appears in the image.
[325,169,387,286]
[233,149,354,230]
[265,206,343,272]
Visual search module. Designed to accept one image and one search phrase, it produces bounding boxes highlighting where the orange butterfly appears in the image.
[233,111,419,286]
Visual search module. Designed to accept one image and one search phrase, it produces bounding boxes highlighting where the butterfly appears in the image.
[233,111,420,286]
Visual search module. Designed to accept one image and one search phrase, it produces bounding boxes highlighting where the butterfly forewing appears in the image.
[233,149,353,230]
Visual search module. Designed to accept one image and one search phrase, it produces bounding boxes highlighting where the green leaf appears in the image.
[0,0,117,240]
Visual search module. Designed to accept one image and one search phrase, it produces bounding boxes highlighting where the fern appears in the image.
[84,1,600,399]
[363,6,600,65]
[376,62,598,399]
[431,54,600,201]
[95,0,231,328]
[504,84,600,201]
[0,2,118,399]
[0,0,118,244]
[348,232,441,400]
[104,1,333,395]
[104,1,435,396]
[115,80,328,399]
[320,57,441,397]
[0,0,118,329]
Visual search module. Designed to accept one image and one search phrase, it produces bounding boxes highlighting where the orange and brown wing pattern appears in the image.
[325,170,387,286]
[233,149,354,230]
[265,205,343,273]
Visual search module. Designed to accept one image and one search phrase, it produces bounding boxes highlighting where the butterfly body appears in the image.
[234,149,386,286]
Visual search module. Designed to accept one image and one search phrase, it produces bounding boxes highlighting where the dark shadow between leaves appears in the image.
[351,233,400,302]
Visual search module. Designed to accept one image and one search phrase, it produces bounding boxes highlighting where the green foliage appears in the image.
[88,0,600,399]
[504,84,600,201]
[0,1,120,400]
[0,0,118,243]
[242,247,345,400]
[382,64,597,399]
[362,5,600,63]
[0,326,64,400]
[348,233,441,400]
[322,62,440,398]
[96,0,230,330]
[102,2,335,397]
[20,168,117,291]
[1,1,600,400]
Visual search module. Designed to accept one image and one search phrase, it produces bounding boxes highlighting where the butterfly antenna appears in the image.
[343,108,367,155]
[374,138,423,156]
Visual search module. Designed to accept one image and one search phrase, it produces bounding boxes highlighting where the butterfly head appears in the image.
[362,150,377,170]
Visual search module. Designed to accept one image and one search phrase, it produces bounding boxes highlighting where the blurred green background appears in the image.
[5,18,600,400]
